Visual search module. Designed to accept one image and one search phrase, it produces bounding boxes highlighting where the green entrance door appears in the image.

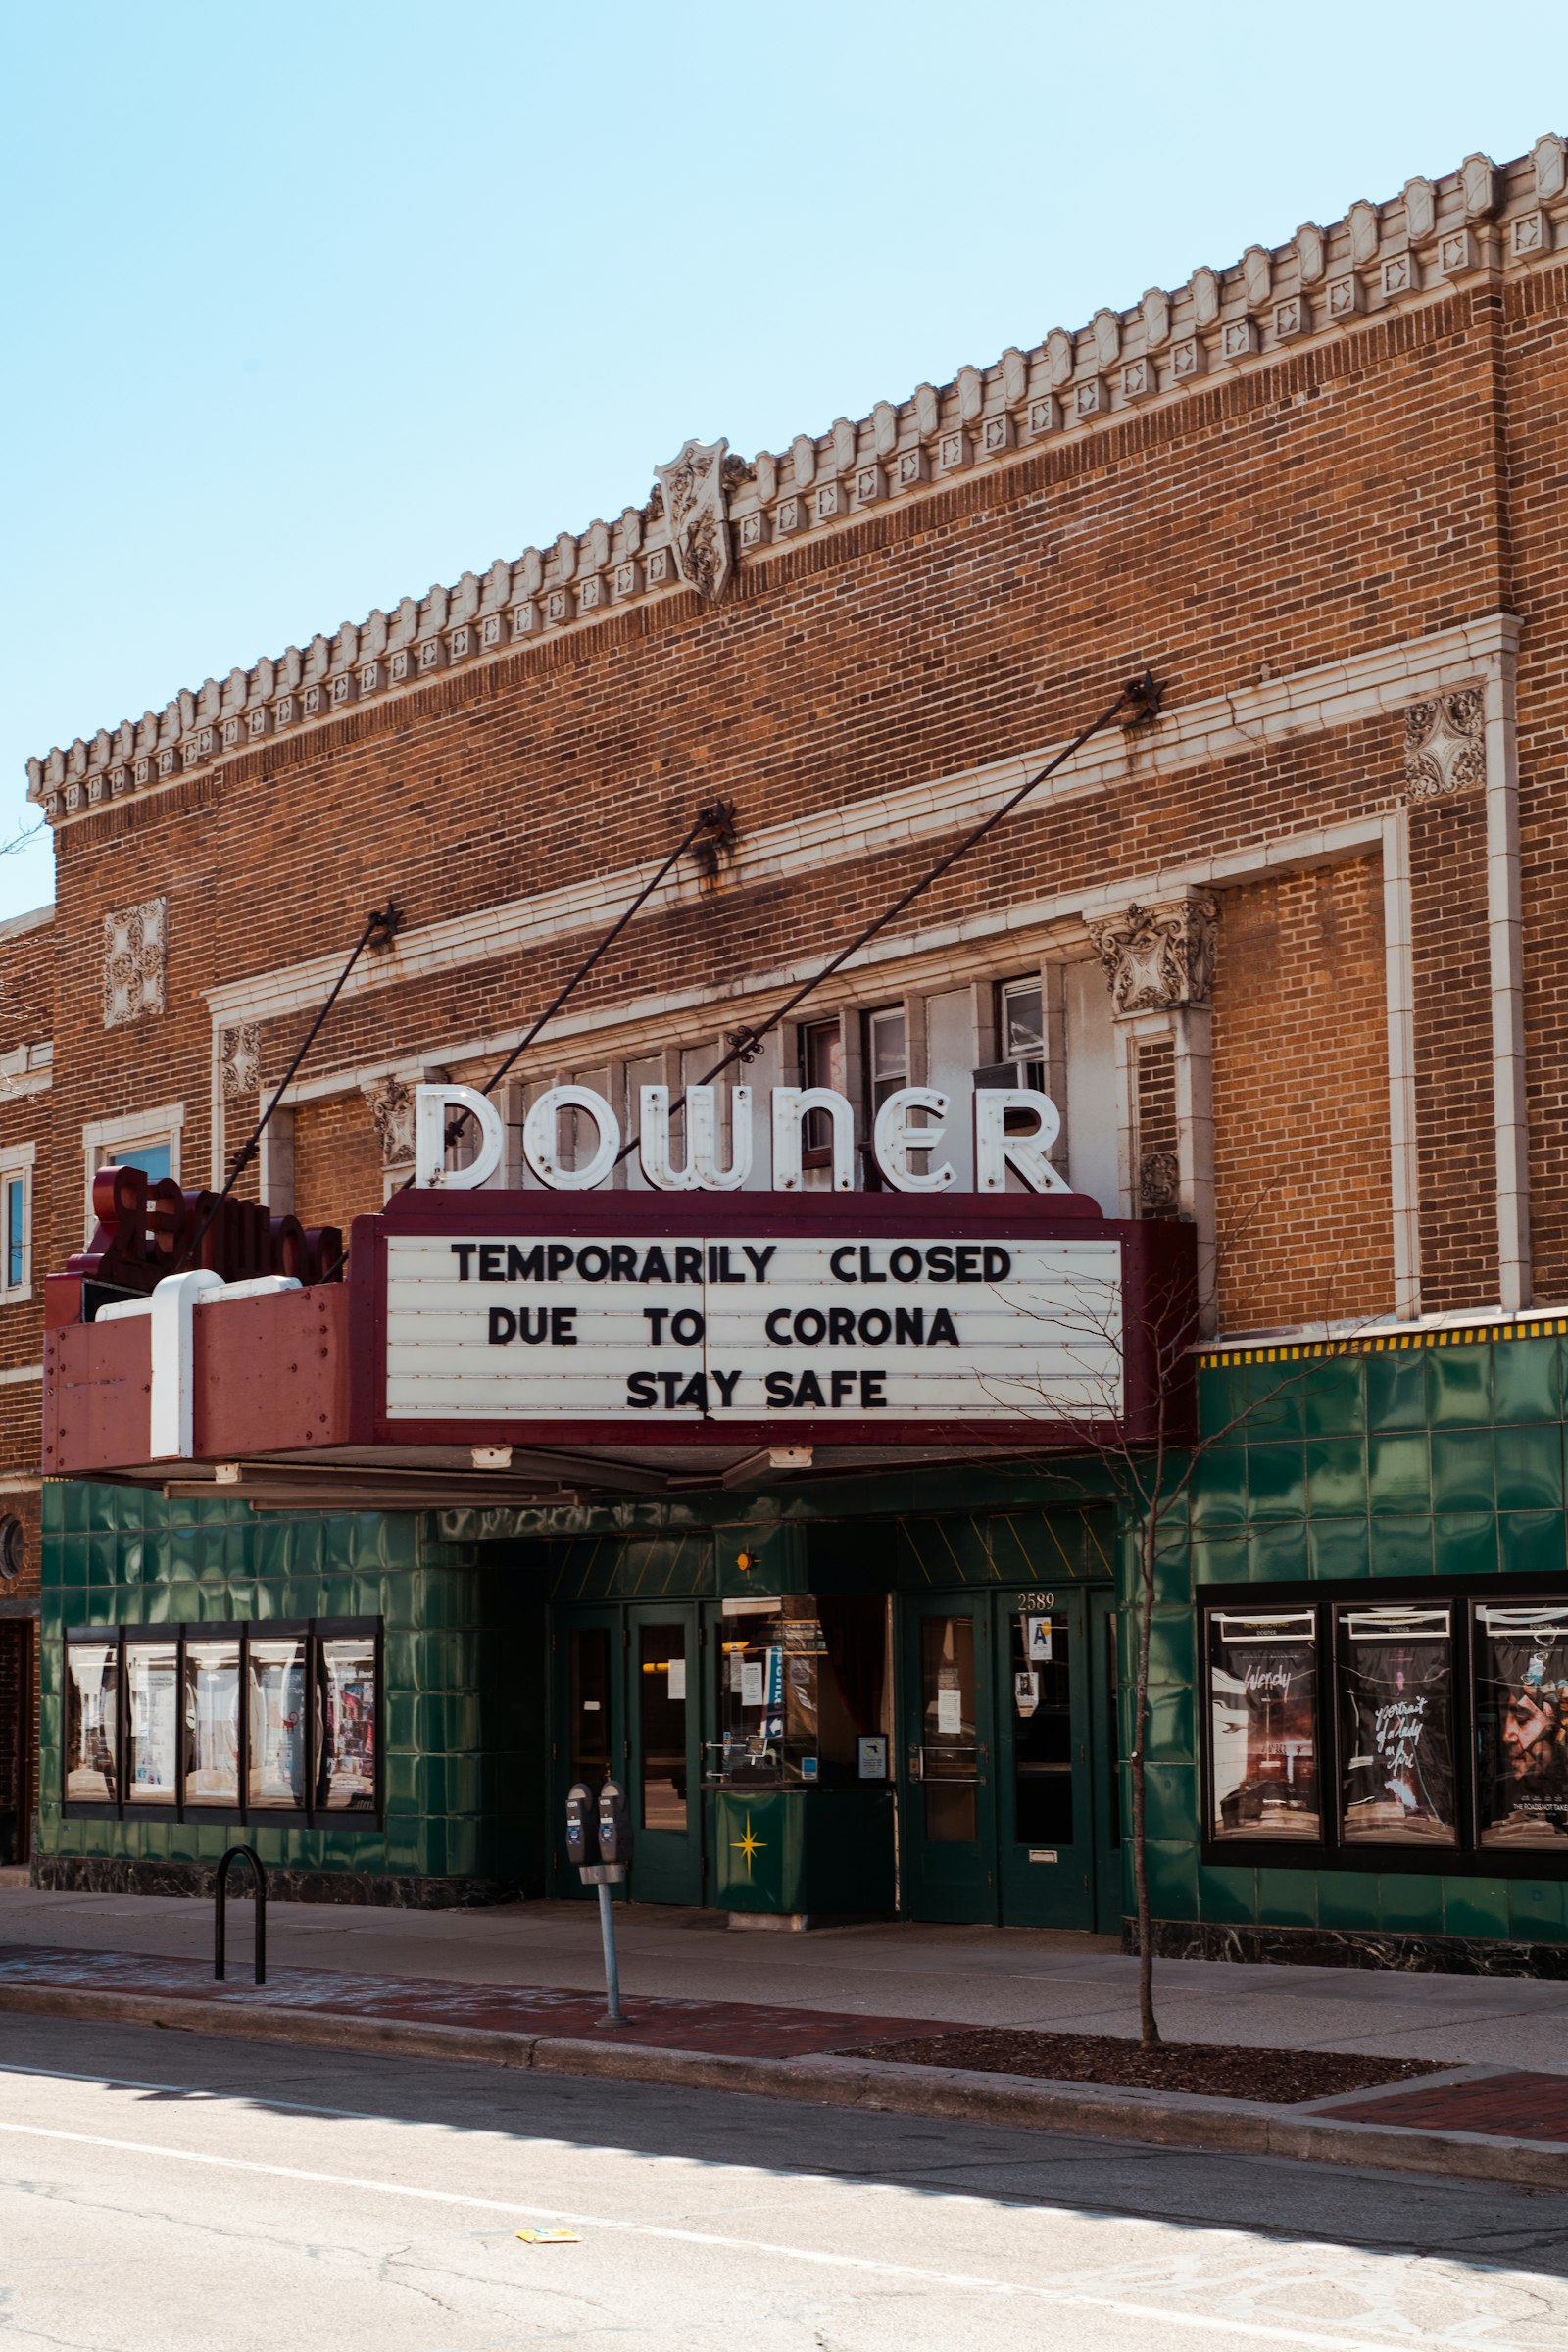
[995,1591,1095,1929]
[1088,1590,1124,1934]
[899,1595,998,1922]
[626,1603,703,1905]
[898,1588,1119,1929]
[552,1608,621,1898]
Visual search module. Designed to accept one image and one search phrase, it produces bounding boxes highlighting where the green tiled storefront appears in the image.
[33,1319,1568,1965]
[38,1481,545,1900]
[1144,1318,1568,1969]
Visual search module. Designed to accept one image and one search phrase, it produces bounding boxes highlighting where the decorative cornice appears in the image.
[26,137,1565,828]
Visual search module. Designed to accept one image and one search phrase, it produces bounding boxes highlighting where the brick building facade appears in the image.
[9,133,1568,1961]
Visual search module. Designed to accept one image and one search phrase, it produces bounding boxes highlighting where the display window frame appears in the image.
[1198,1574,1568,1879]
[63,1617,382,1827]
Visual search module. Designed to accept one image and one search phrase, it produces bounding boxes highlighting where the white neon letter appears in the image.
[872,1087,954,1193]
[413,1084,505,1190]
[523,1085,620,1190]
[974,1089,1070,1193]
[639,1085,752,1191]
[770,1087,856,1192]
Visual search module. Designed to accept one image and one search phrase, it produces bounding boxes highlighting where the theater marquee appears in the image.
[43,1084,1197,1477]
[363,1191,1193,1451]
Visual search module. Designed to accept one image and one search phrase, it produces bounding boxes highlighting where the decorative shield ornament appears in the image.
[654,437,733,603]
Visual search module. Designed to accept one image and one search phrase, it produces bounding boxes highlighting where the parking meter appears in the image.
[597,1779,633,1879]
[564,1783,595,1873]
[564,1778,628,2028]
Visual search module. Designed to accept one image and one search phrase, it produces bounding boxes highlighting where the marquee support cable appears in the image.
[173,901,405,1272]
[616,668,1163,1161]
[466,799,737,1112]
[409,797,739,1189]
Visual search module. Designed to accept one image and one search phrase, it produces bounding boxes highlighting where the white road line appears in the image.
[0,2113,1518,2352]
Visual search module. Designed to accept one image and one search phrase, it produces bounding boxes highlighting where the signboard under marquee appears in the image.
[361,1191,1195,1451]
[384,1230,1124,1426]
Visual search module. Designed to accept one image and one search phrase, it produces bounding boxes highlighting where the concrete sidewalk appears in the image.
[4,1883,1568,2071]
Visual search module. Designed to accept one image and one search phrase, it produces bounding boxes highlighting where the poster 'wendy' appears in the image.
[1476,1603,1568,1847]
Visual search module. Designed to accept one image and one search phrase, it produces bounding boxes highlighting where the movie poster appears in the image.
[247,1637,306,1809]
[125,1641,179,1805]
[1337,1606,1456,1843]
[318,1636,377,1811]
[65,1641,119,1803]
[1476,1603,1568,1846]
[1206,1610,1320,1839]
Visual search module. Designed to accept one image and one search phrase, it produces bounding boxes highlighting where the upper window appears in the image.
[0,1148,32,1299]
[81,1103,184,1240]
[799,1018,844,1164]
[864,1007,906,1116]
[998,976,1046,1089]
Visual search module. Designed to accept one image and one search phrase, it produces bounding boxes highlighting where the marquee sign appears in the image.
[42,1081,1197,1475]
[361,1190,1195,1451]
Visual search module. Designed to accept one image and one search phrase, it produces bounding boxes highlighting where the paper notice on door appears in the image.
[1015,1669,1040,1717]
[729,1650,745,1692]
[1024,1616,1054,1663]
[666,1658,686,1701]
[936,1686,962,1735]
[741,1659,765,1707]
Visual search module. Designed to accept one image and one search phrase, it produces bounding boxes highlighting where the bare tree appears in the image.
[1001,1214,1351,2048]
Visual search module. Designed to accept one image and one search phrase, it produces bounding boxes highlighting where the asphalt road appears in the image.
[1,2017,1567,2350]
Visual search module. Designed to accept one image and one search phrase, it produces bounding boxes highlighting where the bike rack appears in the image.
[214,1843,267,1984]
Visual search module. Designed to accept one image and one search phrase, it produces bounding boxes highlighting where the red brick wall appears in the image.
[1212,858,1396,1333]
[291,1096,384,1237]
[5,266,1561,1433]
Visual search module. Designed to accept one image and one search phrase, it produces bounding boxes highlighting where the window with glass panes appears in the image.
[799,1017,844,1162]
[864,1006,906,1112]
[1200,1580,1568,1870]
[1,1169,25,1294]
[64,1620,381,1820]
[998,976,1046,1088]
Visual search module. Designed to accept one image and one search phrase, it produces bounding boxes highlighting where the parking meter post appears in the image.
[596,1881,625,2025]
[592,1779,632,2027]
[565,1779,631,2028]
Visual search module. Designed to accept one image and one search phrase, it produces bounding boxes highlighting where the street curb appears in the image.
[2,1980,1563,2189]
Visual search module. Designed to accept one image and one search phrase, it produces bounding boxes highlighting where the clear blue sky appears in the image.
[2,4,1562,922]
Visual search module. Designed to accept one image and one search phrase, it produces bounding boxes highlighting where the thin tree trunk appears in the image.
[1132,1511,1160,2046]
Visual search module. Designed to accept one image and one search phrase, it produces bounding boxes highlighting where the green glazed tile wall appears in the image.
[1125,1331,1568,1945]
[38,1482,546,1889]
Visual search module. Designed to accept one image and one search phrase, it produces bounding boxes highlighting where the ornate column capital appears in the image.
[362,1074,416,1168]
[1086,894,1218,1016]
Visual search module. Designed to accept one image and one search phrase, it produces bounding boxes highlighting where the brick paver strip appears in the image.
[0,1946,927,2059]
[1317,2072,1568,2143]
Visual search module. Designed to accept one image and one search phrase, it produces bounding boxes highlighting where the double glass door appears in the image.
[555,1603,704,1905]
[899,1590,1119,1928]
